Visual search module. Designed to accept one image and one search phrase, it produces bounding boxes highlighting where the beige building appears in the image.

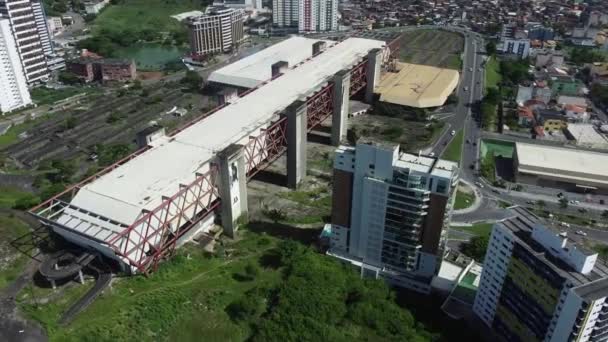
[187,6,245,57]
[375,62,459,108]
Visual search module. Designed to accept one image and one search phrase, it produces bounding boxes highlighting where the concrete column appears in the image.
[286,100,307,188]
[50,279,56,290]
[78,270,84,284]
[217,144,248,238]
[365,48,383,103]
[331,69,351,146]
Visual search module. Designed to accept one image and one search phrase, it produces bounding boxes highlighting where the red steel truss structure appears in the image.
[244,116,288,179]
[29,40,395,275]
[349,60,368,96]
[306,83,334,131]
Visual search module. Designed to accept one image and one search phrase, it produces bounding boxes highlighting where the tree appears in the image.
[461,235,489,261]
[602,210,608,222]
[244,262,260,280]
[559,197,569,209]
[58,71,81,85]
[536,200,546,211]
[64,116,78,130]
[181,70,203,91]
[485,41,497,56]
[446,93,459,105]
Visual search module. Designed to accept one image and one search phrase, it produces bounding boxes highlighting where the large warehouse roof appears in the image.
[208,37,336,89]
[61,37,385,240]
[375,62,459,108]
[515,142,608,187]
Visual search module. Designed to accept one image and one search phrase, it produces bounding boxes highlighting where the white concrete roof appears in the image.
[566,124,608,148]
[208,37,337,89]
[59,37,385,253]
[515,142,608,187]
[396,153,458,179]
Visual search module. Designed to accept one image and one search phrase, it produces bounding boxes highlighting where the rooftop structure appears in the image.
[565,124,608,149]
[31,37,390,273]
[514,142,608,192]
[375,62,459,108]
[208,37,336,89]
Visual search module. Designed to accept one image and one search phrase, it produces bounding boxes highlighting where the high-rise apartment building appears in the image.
[187,6,245,56]
[273,0,298,28]
[31,0,53,56]
[327,141,459,293]
[474,207,608,342]
[0,0,50,83]
[0,19,32,113]
[298,0,338,33]
[273,0,338,32]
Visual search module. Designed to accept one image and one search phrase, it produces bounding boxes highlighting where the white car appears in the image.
[560,222,571,228]
[475,181,484,188]
[576,230,588,236]
[450,130,456,136]
[429,152,435,157]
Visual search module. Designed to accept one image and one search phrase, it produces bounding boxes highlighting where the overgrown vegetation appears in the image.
[480,153,496,182]
[77,0,203,56]
[0,213,30,289]
[19,233,436,341]
[441,130,464,163]
[568,47,606,65]
[454,189,475,210]
[461,235,489,261]
[30,87,88,106]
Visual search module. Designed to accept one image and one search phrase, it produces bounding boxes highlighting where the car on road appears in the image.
[464,86,469,91]
[526,200,534,205]
[492,189,500,194]
[450,130,456,136]
[560,222,571,228]
[478,68,482,72]
[429,152,435,157]
[469,67,473,72]
[475,181,484,188]
[576,230,588,236]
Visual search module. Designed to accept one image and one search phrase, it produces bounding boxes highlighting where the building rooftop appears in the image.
[375,62,459,108]
[499,207,608,289]
[208,37,336,89]
[60,37,386,242]
[515,142,608,187]
[566,124,608,148]
[396,152,458,179]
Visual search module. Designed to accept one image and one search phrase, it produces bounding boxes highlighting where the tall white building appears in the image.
[273,0,299,28]
[0,19,32,113]
[473,207,608,341]
[31,0,53,56]
[0,0,49,84]
[187,6,245,56]
[327,141,459,293]
[298,0,338,33]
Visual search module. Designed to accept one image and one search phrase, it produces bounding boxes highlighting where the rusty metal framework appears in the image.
[244,116,288,179]
[106,166,220,273]
[349,60,368,96]
[306,83,334,131]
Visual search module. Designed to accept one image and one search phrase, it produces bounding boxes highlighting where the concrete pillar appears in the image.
[331,69,351,146]
[286,100,307,188]
[78,270,84,284]
[365,48,383,103]
[217,144,248,238]
[50,279,56,290]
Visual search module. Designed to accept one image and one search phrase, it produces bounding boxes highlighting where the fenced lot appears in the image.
[399,30,464,70]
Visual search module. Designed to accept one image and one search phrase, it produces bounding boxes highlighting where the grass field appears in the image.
[0,213,30,290]
[485,57,501,92]
[92,0,201,37]
[454,189,475,210]
[19,231,280,340]
[441,130,464,163]
[450,223,493,237]
[398,30,464,69]
[480,139,514,159]
[30,87,87,106]
[0,186,35,209]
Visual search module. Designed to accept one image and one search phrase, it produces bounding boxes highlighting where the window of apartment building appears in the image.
[436,179,448,194]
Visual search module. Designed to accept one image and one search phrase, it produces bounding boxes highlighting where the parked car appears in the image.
[575,230,587,236]
[560,222,571,228]
[450,130,456,136]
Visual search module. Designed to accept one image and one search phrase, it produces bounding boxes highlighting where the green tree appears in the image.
[462,235,489,260]
[602,210,608,222]
[485,41,497,56]
[536,200,546,211]
[58,71,81,85]
[244,262,260,280]
[181,70,203,91]
[446,93,459,105]
[559,197,569,209]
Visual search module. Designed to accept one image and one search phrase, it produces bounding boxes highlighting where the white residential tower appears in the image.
[0,19,32,113]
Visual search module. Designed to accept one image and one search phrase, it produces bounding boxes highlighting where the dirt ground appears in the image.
[399,30,464,69]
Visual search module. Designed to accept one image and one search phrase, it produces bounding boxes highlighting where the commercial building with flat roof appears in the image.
[208,37,336,89]
[474,207,608,342]
[327,141,459,293]
[374,62,459,108]
[513,142,608,193]
[187,6,245,57]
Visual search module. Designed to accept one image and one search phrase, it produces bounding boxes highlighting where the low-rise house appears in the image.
[66,58,136,83]
[536,108,567,132]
